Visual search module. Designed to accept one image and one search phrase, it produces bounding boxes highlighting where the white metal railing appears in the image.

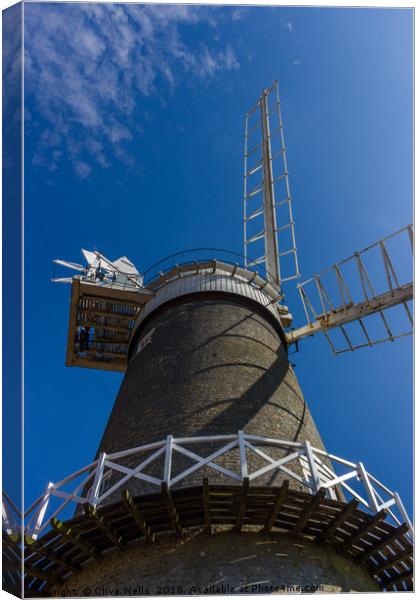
[5,432,413,542]
[2,491,21,537]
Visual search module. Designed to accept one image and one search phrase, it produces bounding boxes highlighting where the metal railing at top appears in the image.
[10,432,412,543]
[54,249,282,296]
[142,248,278,289]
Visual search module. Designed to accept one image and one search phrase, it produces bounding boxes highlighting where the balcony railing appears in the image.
[9,432,412,543]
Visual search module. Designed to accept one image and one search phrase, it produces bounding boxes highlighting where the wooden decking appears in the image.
[3,482,413,596]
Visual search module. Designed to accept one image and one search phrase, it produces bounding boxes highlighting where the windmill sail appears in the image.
[243,81,300,292]
[287,224,413,354]
[112,256,139,275]
[52,258,85,271]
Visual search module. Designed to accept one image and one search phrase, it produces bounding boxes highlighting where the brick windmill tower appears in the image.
[3,82,413,596]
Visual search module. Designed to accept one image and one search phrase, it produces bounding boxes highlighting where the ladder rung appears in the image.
[268,126,282,138]
[246,100,260,117]
[279,249,296,257]
[273,172,288,184]
[250,255,266,266]
[246,142,262,157]
[281,274,300,283]
[247,121,261,137]
[276,197,291,208]
[247,161,262,176]
[246,230,265,244]
[276,223,293,232]
[272,149,286,161]
[247,184,263,198]
[246,207,264,221]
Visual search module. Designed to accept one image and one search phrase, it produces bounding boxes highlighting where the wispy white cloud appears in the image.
[25,4,241,178]
[3,3,22,173]
[231,8,248,22]
[280,17,294,33]
[74,161,92,179]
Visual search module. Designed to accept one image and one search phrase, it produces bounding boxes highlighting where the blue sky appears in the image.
[22,4,413,516]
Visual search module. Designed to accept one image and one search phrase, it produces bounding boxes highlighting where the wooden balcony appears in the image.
[65,279,153,372]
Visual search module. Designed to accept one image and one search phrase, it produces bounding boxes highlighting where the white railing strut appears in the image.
[8,432,411,542]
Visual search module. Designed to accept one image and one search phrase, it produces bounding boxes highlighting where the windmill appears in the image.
[51,82,414,370]
[4,82,413,596]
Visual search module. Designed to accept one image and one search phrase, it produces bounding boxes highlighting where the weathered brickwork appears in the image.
[96,295,327,496]
[55,530,380,595]
[65,291,379,593]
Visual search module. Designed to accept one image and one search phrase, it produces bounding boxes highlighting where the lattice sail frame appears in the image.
[243,81,300,292]
[287,224,413,354]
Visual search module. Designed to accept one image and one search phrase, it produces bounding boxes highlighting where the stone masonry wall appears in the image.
[55,530,380,595]
[95,294,331,498]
